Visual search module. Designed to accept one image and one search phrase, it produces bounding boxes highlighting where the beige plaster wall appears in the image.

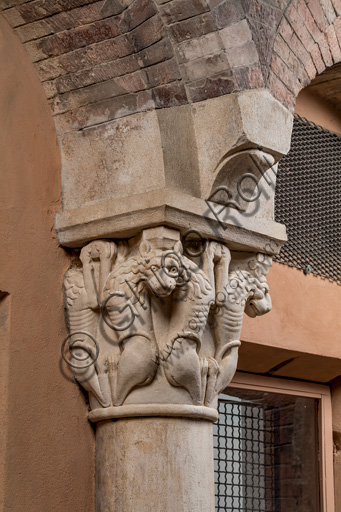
[240,262,341,382]
[0,15,94,512]
[295,88,341,135]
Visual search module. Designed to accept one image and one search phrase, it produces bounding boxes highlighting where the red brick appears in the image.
[43,80,58,99]
[304,56,317,80]
[52,54,141,95]
[115,69,149,92]
[47,2,106,34]
[160,0,208,24]
[320,0,337,24]
[264,0,290,8]
[298,67,311,87]
[310,42,326,73]
[306,0,329,31]
[233,65,264,89]
[18,0,100,24]
[325,24,341,63]
[273,35,305,76]
[37,16,128,58]
[2,7,26,28]
[318,32,334,66]
[51,72,147,115]
[271,53,301,95]
[152,82,188,107]
[137,38,174,66]
[334,17,341,46]
[123,0,157,30]
[279,18,310,65]
[100,0,134,17]
[36,32,137,81]
[268,71,295,110]
[54,89,153,132]
[296,0,321,41]
[145,59,181,87]
[278,16,293,41]
[36,55,65,82]
[130,14,164,50]
[242,0,282,27]
[331,0,341,15]
[1,0,27,8]
[285,5,315,52]
[59,33,136,73]
[15,18,53,43]
[186,71,235,102]
[168,12,216,42]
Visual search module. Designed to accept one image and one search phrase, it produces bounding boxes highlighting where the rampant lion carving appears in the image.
[63,228,272,414]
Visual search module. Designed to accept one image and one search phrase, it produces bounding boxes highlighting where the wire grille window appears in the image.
[275,114,341,284]
[214,398,275,512]
[214,389,320,512]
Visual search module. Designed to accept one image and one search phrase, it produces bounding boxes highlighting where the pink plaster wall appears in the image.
[295,88,341,135]
[0,15,94,512]
[240,262,341,382]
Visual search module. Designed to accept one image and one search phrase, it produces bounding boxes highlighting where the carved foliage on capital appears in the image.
[63,228,272,417]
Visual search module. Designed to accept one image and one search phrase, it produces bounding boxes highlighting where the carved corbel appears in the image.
[63,227,273,422]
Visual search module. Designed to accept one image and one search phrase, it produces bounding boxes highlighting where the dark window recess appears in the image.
[275,114,341,284]
[214,389,320,512]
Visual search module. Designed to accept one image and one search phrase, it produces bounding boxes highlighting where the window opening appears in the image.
[275,114,341,284]
[213,375,331,512]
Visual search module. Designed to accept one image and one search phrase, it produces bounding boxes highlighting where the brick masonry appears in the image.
[1,0,341,129]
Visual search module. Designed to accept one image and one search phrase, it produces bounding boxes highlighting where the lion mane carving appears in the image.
[63,231,272,412]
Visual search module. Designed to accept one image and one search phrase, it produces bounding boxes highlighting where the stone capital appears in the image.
[63,226,273,423]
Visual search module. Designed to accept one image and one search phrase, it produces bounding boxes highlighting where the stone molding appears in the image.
[56,188,287,251]
[63,226,273,422]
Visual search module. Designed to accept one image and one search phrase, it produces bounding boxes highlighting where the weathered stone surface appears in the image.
[63,227,273,418]
[96,418,215,512]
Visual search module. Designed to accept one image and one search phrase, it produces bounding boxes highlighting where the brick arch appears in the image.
[0,0,287,136]
[268,0,341,110]
[3,0,339,132]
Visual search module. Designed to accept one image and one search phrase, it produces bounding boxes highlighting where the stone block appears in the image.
[219,19,252,50]
[181,53,229,82]
[176,31,222,63]
[226,41,259,68]
[210,0,245,29]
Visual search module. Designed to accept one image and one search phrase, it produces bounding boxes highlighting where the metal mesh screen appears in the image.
[275,114,341,284]
[214,398,275,512]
